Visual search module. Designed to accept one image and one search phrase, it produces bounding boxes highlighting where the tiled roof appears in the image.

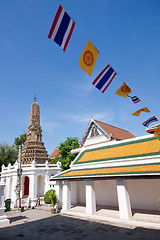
[54,163,160,179]
[74,137,160,165]
[95,120,135,140]
[53,136,160,179]
[50,148,60,158]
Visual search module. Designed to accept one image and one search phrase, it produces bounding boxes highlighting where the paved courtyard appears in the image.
[0,207,160,240]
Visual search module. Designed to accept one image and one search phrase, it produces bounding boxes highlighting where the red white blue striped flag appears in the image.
[48,5,75,52]
[129,95,141,104]
[92,65,117,93]
[142,116,158,127]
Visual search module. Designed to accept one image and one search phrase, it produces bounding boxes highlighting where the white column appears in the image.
[44,172,49,193]
[55,181,62,210]
[86,180,96,215]
[12,173,18,208]
[29,174,36,207]
[116,179,132,219]
[5,177,10,199]
[8,177,11,199]
[62,181,71,211]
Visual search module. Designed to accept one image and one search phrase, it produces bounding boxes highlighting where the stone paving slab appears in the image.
[0,207,160,240]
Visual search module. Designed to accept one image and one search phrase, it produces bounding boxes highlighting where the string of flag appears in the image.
[47,4,159,134]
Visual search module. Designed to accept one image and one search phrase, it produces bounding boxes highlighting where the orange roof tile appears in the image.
[50,148,60,158]
[95,120,135,140]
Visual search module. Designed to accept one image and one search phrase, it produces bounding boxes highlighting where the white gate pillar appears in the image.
[29,174,36,207]
[86,180,96,215]
[62,181,71,211]
[5,177,10,199]
[55,181,62,210]
[0,182,10,225]
[12,173,18,208]
[116,179,132,219]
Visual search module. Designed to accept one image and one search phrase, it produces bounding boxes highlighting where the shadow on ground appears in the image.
[8,216,28,223]
[0,213,160,240]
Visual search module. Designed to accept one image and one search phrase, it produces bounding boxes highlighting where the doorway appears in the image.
[24,176,29,196]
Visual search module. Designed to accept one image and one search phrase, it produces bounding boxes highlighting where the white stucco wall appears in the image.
[37,175,45,196]
[75,181,86,204]
[84,135,109,147]
[94,180,118,207]
[126,179,160,211]
[70,178,160,212]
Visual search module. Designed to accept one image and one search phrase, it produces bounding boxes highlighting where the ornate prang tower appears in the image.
[21,96,49,164]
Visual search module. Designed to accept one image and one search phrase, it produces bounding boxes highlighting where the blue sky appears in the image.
[0,0,160,155]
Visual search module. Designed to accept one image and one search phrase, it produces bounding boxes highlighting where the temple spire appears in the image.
[29,100,40,129]
[21,100,49,164]
[34,94,37,102]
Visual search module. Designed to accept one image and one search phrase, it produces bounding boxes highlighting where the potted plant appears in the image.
[157,198,160,214]
[49,190,58,214]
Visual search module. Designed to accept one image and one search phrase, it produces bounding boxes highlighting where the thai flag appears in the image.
[92,65,117,93]
[48,5,75,52]
[130,96,141,104]
[142,116,158,127]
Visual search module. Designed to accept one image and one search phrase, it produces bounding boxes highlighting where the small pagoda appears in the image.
[21,96,50,164]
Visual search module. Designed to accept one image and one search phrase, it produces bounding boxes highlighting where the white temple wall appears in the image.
[1,161,61,208]
[94,180,118,207]
[126,179,160,211]
[71,181,77,205]
[76,181,86,204]
[37,175,45,196]
[69,178,160,211]
[84,135,109,147]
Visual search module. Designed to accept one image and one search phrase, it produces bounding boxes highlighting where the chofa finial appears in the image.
[34,94,36,102]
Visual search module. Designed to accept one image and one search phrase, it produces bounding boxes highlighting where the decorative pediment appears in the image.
[81,117,135,147]
[81,117,112,147]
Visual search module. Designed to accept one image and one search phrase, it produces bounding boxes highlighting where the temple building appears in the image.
[1,98,61,208]
[51,117,160,225]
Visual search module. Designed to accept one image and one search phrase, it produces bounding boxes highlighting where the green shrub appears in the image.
[49,190,58,208]
[44,190,55,204]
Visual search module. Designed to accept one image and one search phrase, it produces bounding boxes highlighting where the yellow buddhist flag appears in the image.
[132,107,150,116]
[79,40,100,76]
[115,82,132,98]
[154,125,160,139]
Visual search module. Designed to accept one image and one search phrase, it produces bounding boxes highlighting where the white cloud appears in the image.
[69,81,93,97]
[41,121,60,135]
[63,111,114,123]
[92,112,114,122]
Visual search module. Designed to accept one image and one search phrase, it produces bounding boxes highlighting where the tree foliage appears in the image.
[54,137,79,171]
[0,133,27,169]
[14,133,27,149]
[0,143,18,168]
